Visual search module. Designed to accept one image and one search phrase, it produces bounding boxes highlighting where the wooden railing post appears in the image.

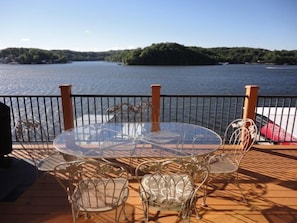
[151,84,161,131]
[60,84,74,130]
[243,85,259,121]
[242,85,259,147]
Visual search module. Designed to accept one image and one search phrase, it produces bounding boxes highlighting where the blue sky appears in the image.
[1,0,296,51]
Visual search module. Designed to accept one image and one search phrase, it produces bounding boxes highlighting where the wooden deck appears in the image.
[1,146,297,223]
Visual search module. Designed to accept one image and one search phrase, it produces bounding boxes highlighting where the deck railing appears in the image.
[1,85,296,145]
[0,95,64,142]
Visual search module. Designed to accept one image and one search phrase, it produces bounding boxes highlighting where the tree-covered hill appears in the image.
[106,43,297,65]
[1,43,297,65]
[108,43,217,65]
[0,48,114,64]
[106,43,217,65]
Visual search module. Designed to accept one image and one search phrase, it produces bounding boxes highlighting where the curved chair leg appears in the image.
[202,183,207,207]
[71,204,77,223]
[122,205,128,221]
[141,201,149,223]
[193,204,202,220]
[234,172,248,204]
[179,206,188,222]
[202,178,212,207]
[116,204,128,223]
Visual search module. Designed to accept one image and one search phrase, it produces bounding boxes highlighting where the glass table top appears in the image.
[53,122,222,158]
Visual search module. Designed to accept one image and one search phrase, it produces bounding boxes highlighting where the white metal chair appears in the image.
[203,118,258,206]
[13,119,72,174]
[106,101,152,123]
[104,102,152,164]
[54,159,129,223]
[135,159,209,223]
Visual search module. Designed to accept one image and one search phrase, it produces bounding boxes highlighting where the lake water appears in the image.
[0,61,297,95]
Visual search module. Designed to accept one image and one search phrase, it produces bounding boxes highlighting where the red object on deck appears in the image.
[261,122,297,145]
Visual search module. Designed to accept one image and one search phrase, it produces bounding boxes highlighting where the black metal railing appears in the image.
[1,94,296,144]
[1,95,63,142]
[72,94,152,126]
[160,95,246,136]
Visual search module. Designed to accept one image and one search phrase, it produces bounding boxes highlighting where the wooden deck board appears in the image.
[0,147,297,223]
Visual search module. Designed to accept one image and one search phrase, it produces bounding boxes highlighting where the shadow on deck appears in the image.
[0,147,297,223]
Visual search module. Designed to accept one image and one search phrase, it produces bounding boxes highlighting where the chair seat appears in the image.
[101,140,136,151]
[140,174,194,207]
[73,178,129,211]
[209,157,238,175]
[143,131,180,144]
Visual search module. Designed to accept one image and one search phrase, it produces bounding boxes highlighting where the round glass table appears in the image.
[53,122,222,159]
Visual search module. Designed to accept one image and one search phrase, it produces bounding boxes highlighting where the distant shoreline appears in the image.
[1,43,297,65]
[2,61,294,66]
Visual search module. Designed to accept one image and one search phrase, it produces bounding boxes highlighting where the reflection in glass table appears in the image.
[53,122,222,159]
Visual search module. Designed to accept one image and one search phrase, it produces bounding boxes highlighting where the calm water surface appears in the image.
[0,61,296,95]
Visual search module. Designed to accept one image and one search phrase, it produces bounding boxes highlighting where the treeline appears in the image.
[106,43,217,65]
[1,43,297,65]
[0,48,113,64]
[106,43,297,65]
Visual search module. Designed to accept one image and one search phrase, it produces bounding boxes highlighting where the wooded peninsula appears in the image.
[1,42,297,65]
